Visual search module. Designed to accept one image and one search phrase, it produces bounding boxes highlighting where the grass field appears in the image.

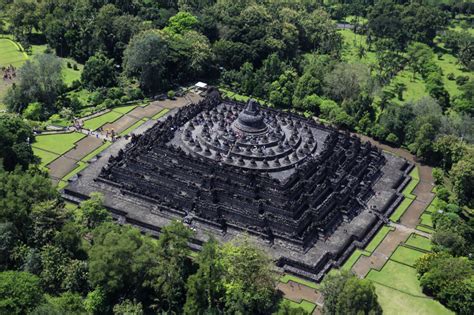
[390,197,414,222]
[416,225,435,234]
[419,213,433,227]
[390,246,425,267]
[112,104,138,114]
[32,132,85,155]
[81,142,112,162]
[32,147,59,167]
[279,274,319,290]
[338,29,376,65]
[152,108,170,120]
[83,111,122,130]
[365,226,394,253]
[405,234,432,252]
[119,119,148,136]
[367,260,424,296]
[279,298,316,314]
[62,58,83,86]
[374,283,453,315]
[341,249,371,271]
[0,38,28,67]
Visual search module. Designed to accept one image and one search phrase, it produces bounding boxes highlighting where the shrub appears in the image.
[432,168,444,185]
[73,64,78,71]
[385,133,399,145]
[455,76,469,86]
[447,73,455,80]
[66,62,72,68]
[168,90,176,99]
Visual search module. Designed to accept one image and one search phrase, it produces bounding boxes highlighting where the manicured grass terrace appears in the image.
[279,274,319,290]
[365,226,394,253]
[32,132,86,155]
[152,108,170,120]
[341,249,370,271]
[373,283,453,315]
[279,298,316,314]
[119,119,148,136]
[390,197,414,222]
[405,234,432,252]
[0,38,28,67]
[367,260,424,297]
[32,147,59,167]
[390,245,425,267]
[83,110,122,130]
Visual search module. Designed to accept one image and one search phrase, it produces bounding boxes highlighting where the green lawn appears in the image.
[341,249,371,271]
[119,119,148,136]
[390,197,414,222]
[0,38,28,67]
[338,29,376,65]
[83,111,123,130]
[374,283,453,315]
[62,160,88,182]
[152,108,170,120]
[32,132,85,155]
[62,58,83,86]
[419,213,433,227]
[365,226,394,253]
[279,274,319,290]
[390,246,425,267]
[81,142,112,162]
[33,147,59,167]
[367,260,424,297]
[402,168,420,199]
[112,104,137,114]
[277,298,316,314]
[416,225,435,234]
[405,234,432,252]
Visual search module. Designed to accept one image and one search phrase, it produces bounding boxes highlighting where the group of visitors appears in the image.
[2,64,16,81]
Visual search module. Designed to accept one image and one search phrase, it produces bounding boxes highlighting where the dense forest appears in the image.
[0,0,473,314]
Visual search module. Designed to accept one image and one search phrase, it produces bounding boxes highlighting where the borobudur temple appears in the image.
[64,88,413,281]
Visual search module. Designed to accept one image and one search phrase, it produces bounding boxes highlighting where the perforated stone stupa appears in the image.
[64,88,412,280]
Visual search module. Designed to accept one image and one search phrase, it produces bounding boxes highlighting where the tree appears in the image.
[269,70,298,108]
[184,237,225,314]
[324,63,371,103]
[123,29,170,93]
[78,192,111,230]
[88,223,156,300]
[147,221,194,312]
[418,255,473,314]
[0,222,17,270]
[321,271,382,315]
[300,9,342,56]
[31,291,85,315]
[450,157,474,207]
[401,2,448,45]
[0,271,44,314]
[0,115,36,171]
[30,200,70,248]
[220,239,277,314]
[113,299,144,315]
[165,12,199,34]
[81,53,118,90]
[4,54,64,117]
[0,168,57,242]
[406,43,434,80]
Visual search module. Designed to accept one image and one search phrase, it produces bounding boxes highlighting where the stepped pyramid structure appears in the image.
[65,88,411,280]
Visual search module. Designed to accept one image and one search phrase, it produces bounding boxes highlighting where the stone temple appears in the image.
[64,88,413,281]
